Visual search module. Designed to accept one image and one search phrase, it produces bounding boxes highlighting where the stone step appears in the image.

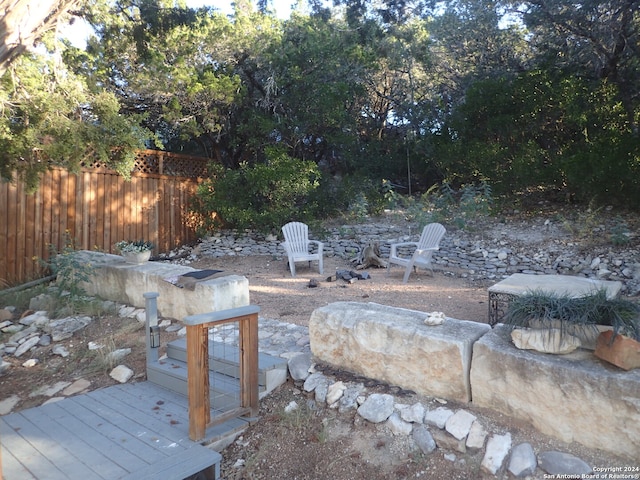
[147,357,253,411]
[166,337,288,396]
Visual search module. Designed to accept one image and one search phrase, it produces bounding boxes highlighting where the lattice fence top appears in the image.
[81,149,209,178]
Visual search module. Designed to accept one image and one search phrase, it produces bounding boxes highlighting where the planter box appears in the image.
[594,330,640,371]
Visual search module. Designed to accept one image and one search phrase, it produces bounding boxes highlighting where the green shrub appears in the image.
[192,148,321,233]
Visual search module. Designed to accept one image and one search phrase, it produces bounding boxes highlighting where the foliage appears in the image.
[0,48,158,192]
[39,232,96,317]
[192,148,321,233]
[115,240,154,253]
[401,181,493,230]
[503,289,640,342]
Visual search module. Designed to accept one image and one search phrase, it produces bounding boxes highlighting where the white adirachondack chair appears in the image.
[281,221,324,277]
[387,223,446,283]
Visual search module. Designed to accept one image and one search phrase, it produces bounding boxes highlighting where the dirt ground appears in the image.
[190,254,493,328]
[1,215,638,479]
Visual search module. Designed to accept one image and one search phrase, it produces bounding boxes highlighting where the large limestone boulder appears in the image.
[470,325,640,460]
[78,251,249,319]
[309,302,491,402]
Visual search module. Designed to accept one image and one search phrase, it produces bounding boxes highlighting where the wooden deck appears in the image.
[1,381,253,480]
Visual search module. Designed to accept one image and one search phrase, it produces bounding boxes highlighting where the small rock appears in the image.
[357,393,395,423]
[397,402,425,424]
[481,433,512,475]
[465,420,487,451]
[508,442,537,477]
[0,395,21,415]
[445,409,477,440]
[538,451,592,476]
[386,412,413,435]
[425,406,454,429]
[14,336,40,357]
[107,348,132,362]
[288,352,312,381]
[109,365,134,383]
[63,378,91,396]
[326,381,346,405]
[284,401,299,413]
[411,424,437,454]
[52,344,70,357]
[424,312,445,325]
[22,358,39,367]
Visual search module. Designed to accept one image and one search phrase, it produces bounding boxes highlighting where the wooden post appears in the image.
[186,323,210,442]
[239,312,259,416]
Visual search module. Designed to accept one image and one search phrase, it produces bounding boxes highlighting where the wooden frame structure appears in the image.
[183,306,260,441]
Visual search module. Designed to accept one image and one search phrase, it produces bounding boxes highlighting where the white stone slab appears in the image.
[78,251,249,319]
[309,302,491,402]
[488,273,622,299]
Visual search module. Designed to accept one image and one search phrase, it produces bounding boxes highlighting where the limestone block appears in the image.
[78,251,249,319]
[309,302,491,402]
[470,325,640,460]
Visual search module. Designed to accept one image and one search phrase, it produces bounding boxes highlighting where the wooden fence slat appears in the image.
[0,151,204,286]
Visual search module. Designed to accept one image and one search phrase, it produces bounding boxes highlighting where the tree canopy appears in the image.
[1,0,639,208]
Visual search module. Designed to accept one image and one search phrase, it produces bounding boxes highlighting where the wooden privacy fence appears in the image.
[0,150,209,286]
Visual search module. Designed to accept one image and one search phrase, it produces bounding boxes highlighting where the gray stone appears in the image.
[314,381,329,404]
[0,359,10,376]
[538,451,592,476]
[30,381,71,397]
[9,325,38,343]
[445,409,476,440]
[338,383,363,413]
[0,394,20,415]
[508,442,537,477]
[471,325,640,459]
[62,378,91,396]
[52,344,70,357]
[309,302,490,402]
[397,402,425,424]
[465,420,487,451]
[386,412,413,435]
[46,316,92,341]
[481,433,512,475]
[411,424,436,454]
[288,352,312,381]
[14,336,40,357]
[107,348,131,362]
[357,393,395,423]
[303,372,326,392]
[425,407,454,429]
[431,428,466,453]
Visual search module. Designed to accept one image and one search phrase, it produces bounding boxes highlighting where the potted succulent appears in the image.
[115,240,154,264]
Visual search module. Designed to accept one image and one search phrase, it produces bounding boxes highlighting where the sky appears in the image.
[61,0,295,48]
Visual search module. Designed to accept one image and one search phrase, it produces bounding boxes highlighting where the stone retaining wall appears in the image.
[310,302,640,460]
[470,325,640,460]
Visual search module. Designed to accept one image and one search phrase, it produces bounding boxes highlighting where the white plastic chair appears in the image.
[387,223,446,283]
[281,222,324,277]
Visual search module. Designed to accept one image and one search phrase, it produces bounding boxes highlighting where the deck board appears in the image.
[1,382,224,480]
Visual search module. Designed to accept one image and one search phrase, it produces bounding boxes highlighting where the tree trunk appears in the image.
[0,0,78,76]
